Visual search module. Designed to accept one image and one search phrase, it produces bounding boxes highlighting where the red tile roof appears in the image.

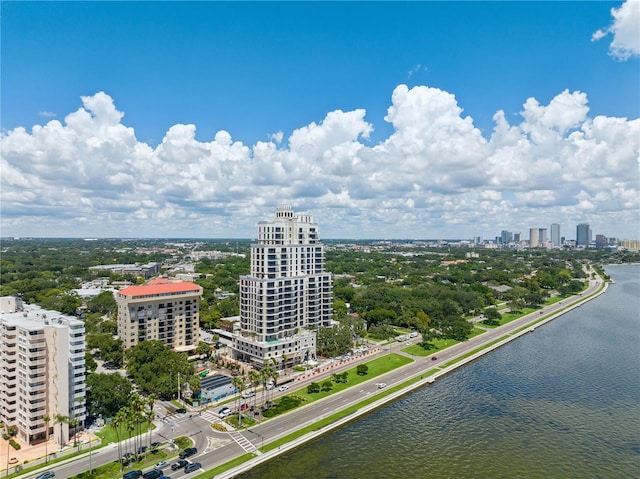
[119,281,202,298]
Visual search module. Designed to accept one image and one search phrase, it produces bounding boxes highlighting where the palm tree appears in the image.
[68,417,79,451]
[127,393,145,456]
[43,414,51,464]
[3,424,17,479]
[112,408,127,471]
[54,414,69,447]
[146,394,157,449]
[248,370,260,411]
[231,375,246,426]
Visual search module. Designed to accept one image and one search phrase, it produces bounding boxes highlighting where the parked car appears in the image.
[179,447,198,459]
[184,462,202,474]
[35,473,55,479]
[122,471,142,479]
[171,460,188,471]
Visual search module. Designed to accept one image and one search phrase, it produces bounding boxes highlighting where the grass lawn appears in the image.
[294,353,413,402]
[96,420,154,446]
[402,337,460,357]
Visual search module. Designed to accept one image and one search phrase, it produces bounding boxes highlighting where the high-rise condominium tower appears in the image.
[116,278,202,351]
[538,228,548,246]
[0,297,86,447]
[576,223,591,247]
[550,223,561,246]
[231,205,333,369]
[529,227,539,247]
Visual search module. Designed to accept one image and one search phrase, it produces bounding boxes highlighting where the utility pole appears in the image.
[178,372,181,402]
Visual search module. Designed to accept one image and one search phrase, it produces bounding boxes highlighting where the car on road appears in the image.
[278,385,289,391]
[431,356,437,361]
[155,461,169,469]
[171,460,188,471]
[184,462,202,473]
[122,471,142,479]
[376,383,387,389]
[176,408,187,414]
[242,390,255,399]
[142,470,162,479]
[35,472,55,479]
[178,447,197,459]
[217,406,231,418]
[238,403,249,411]
[159,476,172,479]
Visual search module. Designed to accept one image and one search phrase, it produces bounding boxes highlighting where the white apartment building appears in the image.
[0,297,86,447]
[231,205,333,369]
[116,278,202,351]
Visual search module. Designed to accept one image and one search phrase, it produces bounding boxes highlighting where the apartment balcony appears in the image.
[26,382,46,392]
[27,423,46,433]
[26,358,47,367]
[28,391,46,401]
[69,351,85,361]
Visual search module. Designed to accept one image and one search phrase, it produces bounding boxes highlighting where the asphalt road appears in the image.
[28,273,603,479]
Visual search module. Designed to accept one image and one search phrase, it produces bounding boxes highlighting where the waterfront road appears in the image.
[24,272,604,479]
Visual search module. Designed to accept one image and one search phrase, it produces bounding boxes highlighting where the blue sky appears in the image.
[1,1,639,240]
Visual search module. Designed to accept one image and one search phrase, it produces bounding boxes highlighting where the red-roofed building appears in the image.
[116,279,203,351]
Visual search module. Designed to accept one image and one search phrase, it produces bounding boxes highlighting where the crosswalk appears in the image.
[229,431,258,453]
[200,410,221,423]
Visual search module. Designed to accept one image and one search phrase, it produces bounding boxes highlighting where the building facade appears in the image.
[576,223,591,247]
[0,297,86,446]
[529,227,539,247]
[550,223,561,246]
[231,205,333,369]
[538,228,548,247]
[116,279,202,351]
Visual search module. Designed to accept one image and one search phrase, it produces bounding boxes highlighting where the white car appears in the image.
[278,385,289,391]
[155,461,169,469]
[376,383,387,389]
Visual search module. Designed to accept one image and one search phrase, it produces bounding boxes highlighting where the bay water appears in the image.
[239,265,640,479]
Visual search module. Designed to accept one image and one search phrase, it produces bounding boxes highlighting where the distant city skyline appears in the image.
[1,1,638,240]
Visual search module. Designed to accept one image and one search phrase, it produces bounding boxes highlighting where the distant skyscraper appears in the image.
[595,234,608,249]
[500,230,513,244]
[538,228,548,246]
[514,232,521,243]
[529,228,539,247]
[576,223,591,247]
[550,223,561,246]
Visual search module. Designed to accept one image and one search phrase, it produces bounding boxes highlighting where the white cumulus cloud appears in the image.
[592,0,640,61]
[1,87,638,239]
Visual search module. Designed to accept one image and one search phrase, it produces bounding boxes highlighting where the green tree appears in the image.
[483,307,502,325]
[86,373,132,420]
[356,364,369,376]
